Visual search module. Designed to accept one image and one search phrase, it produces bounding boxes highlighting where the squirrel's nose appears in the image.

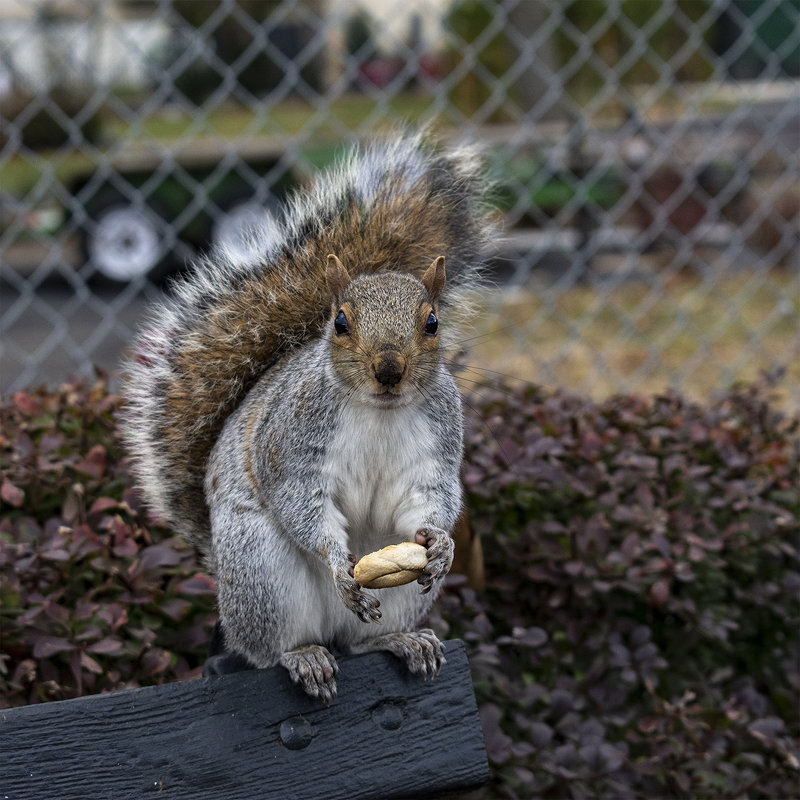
[372,352,406,387]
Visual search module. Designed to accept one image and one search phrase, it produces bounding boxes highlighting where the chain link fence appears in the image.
[1,0,798,403]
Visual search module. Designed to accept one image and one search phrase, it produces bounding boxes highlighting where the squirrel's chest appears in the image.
[326,404,436,538]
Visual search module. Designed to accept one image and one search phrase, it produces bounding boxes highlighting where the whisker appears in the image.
[452,376,520,400]
[447,323,524,348]
[409,368,522,477]
[446,361,533,386]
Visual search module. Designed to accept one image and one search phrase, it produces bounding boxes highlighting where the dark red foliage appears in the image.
[0,378,216,706]
[1,375,798,798]
[437,377,800,798]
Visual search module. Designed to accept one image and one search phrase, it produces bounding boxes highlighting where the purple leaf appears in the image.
[87,637,123,655]
[175,573,217,596]
[31,635,76,658]
[1,480,24,507]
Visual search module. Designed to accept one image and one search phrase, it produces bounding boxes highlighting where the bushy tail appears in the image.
[122,132,493,554]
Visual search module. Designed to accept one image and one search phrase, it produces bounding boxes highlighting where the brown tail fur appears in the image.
[122,132,492,556]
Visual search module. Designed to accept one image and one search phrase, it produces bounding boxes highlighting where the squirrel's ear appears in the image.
[326,254,351,303]
[421,256,446,302]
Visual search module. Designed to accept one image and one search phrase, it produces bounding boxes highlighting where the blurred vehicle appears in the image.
[71,140,295,282]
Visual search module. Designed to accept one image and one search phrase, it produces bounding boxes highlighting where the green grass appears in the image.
[0,93,441,199]
[114,93,440,142]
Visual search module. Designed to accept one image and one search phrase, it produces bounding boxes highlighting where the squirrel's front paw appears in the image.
[415,527,455,594]
[337,571,382,623]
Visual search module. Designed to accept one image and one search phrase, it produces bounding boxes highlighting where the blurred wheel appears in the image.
[211,199,267,259]
[83,191,169,282]
[210,184,283,263]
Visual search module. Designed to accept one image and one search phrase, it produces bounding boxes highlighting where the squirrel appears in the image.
[122,132,492,703]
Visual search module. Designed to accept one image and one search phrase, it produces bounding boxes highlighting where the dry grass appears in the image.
[459,263,800,408]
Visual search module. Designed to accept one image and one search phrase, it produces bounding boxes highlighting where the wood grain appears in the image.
[0,640,487,800]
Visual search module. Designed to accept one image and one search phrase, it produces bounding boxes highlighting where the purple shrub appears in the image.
[0,378,216,705]
[1,375,798,797]
[439,379,800,798]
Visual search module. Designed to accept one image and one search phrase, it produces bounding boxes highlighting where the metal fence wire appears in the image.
[1,0,798,403]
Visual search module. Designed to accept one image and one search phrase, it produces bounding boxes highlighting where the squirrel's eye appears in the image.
[334,309,350,336]
[424,312,438,336]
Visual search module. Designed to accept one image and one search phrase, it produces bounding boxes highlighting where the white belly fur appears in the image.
[328,402,437,553]
[211,399,444,658]
[321,402,440,646]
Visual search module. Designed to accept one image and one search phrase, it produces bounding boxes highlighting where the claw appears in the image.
[337,571,382,622]
[351,630,445,680]
[279,645,339,703]
[415,527,454,594]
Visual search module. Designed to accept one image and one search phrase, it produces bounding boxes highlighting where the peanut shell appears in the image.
[353,542,428,589]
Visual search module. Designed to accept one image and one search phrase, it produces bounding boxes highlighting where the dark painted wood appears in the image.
[0,640,487,800]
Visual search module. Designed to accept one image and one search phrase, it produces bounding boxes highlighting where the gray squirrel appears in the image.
[123,132,492,702]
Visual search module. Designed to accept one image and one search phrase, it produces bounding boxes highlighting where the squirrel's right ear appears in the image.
[326,254,351,303]
[421,256,446,303]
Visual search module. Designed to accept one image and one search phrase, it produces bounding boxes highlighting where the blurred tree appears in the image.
[445,0,514,122]
[343,8,383,91]
[505,0,570,121]
[344,7,379,63]
[167,0,324,105]
[557,0,714,104]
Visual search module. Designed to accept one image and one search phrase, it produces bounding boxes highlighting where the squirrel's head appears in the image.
[325,253,446,409]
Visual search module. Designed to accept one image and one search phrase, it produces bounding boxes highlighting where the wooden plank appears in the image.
[0,640,487,800]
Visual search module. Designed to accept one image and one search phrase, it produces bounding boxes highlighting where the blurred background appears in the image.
[1,0,798,403]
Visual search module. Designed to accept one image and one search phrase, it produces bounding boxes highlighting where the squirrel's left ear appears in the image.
[326,254,351,303]
[421,256,446,302]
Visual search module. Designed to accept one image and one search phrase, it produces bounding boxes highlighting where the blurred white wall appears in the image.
[0,0,168,93]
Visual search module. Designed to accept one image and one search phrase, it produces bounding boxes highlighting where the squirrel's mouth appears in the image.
[371,389,405,407]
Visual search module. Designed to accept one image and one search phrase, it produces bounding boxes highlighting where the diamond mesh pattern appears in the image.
[1,0,798,402]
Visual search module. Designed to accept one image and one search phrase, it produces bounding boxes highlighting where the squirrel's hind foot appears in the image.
[350,629,445,680]
[279,645,339,705]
